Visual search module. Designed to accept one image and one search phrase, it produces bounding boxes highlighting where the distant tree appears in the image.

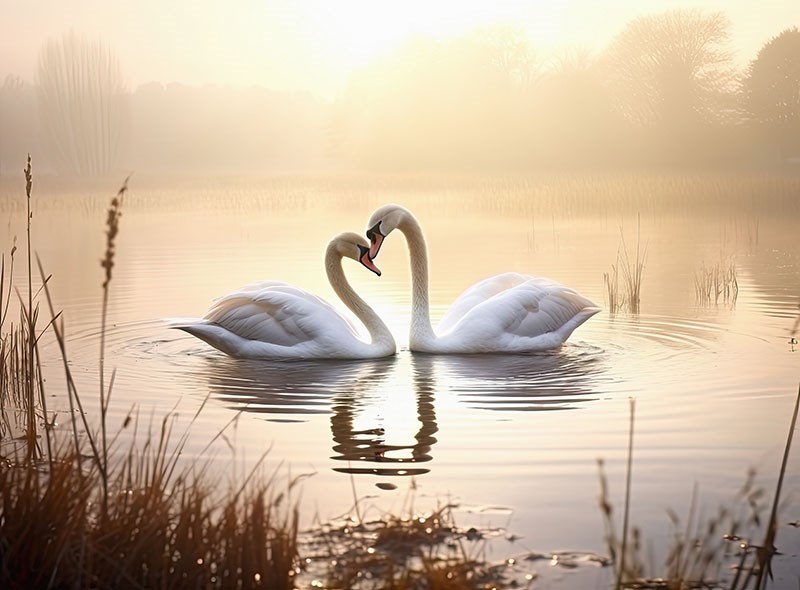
[603,10,736,130]
[744,27,800,161]
[529,49,623,166]
[35,32,129,175]
[470,25,538,90]
[328,27,537,170]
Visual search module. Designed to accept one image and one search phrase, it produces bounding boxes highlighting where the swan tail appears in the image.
[556,305,601,341]
[163,316,206,329]
[167,318,245,357]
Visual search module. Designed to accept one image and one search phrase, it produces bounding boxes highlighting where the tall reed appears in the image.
[695,259,739,305]
[0,158,300,589]
[605,216,646,314]
[599,389,799,589]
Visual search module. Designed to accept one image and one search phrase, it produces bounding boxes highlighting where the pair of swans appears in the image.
[174,205,600,359]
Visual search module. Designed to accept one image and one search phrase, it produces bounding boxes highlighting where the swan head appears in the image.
[331,232,382,276]
[365,204,410,259]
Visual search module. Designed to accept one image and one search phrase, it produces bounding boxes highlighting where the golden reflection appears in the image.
[202,356,396,420]
[411,349,604,412]
[329,356,438,477]
[197,345,605,479]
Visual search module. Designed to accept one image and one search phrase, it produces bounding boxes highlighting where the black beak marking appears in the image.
[366,221,383,241]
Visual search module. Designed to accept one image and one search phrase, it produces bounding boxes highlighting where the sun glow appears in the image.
[292,0,569,71]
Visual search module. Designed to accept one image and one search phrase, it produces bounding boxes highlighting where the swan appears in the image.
[364,204,600,354]
[171,232,395,359]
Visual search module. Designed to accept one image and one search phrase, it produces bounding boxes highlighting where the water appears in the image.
[2,173,799,587]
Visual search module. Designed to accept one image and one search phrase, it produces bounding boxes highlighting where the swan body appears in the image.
[172,232,395,360]
[365,204,600,353]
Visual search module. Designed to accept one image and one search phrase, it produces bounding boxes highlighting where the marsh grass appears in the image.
[695,259,739,305]
[599,389,799,590]
[300,499,530,590]
[0,158,301,589]
[605,217,646,314]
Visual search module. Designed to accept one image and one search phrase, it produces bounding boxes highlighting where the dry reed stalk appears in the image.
[1,165,301,588]
[598,386,799,590]
[605,216,646,314]
[695,259,739,305]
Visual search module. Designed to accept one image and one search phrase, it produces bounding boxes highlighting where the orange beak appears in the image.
[359,245,381,276]
[366,222,384,259]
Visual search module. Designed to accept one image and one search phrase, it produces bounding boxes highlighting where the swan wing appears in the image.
[442,277,600,351]
[438,272,531,333]
[205,284,359,346]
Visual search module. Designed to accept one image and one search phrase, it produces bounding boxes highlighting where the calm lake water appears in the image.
[2,173,799,587]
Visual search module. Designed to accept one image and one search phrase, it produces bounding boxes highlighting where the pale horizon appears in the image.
[1,0,798,100]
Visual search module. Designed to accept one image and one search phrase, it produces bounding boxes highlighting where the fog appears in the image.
[0,0,798,174]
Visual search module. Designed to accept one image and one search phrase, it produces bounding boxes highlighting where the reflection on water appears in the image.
[330,357,438,477]
[204,356,397,421]
[412,347,606,411]
[199,345,608,477]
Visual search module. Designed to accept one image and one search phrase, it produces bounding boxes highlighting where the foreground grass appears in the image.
[1,159,300,589]
[599,397,799,590]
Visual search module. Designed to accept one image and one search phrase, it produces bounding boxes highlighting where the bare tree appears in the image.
[529,49,623,165]
[35,32,128,175]
[744,27,800,162]
[603,10,737,129]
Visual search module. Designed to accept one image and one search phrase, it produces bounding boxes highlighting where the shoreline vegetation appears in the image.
[1,160,798,588]
[1,170,800,220]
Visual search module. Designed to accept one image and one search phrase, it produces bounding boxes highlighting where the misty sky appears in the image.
[1,0,797,99]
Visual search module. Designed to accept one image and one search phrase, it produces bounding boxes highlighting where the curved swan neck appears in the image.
[325,246,394,353]
[397,212,436,345]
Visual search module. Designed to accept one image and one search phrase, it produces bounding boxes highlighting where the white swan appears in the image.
[365,204,600,353]
[172,232,395,359]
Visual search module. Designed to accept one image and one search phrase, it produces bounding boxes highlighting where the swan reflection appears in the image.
[201,344,604,478]
[411,345,605,411]
[204,356,396,421]
[329,356,438,477]
[203,355,439,477]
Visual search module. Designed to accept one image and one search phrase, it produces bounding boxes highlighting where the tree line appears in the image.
[1,9,798,175]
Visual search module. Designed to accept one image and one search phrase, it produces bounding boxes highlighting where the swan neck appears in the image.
[325,246,394,353]
[398,213,436,345]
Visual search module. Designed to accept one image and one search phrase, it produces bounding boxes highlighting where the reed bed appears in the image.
[0,158,300,589]
[695,260,739,305]
[2,170,799,220]
[605,217,646,314]
[300,502,525,590]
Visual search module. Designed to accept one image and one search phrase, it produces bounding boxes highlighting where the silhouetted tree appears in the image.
[128,82,327,173]
[471,25,538,90]
[529,49,623,166]
[603,10,737,164]
[744,27,800,162]
[35,32,129,175]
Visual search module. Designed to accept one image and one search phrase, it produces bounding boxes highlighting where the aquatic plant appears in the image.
[300,494,535,590]
[695,259,739,305]
[605,217,646,314]
[599,391,799,589]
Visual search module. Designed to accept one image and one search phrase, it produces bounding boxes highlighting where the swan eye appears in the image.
[366,221,383,242]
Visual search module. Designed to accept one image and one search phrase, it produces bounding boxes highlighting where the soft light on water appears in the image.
[3,174,799,586]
